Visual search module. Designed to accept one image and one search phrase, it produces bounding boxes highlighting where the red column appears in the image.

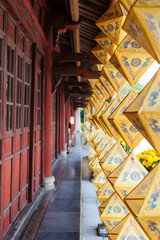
[60,82,66,151]
[44,28,52,177]
[67,97,71,140]
[74,108,76,132]
[71,105,73,135]
[73,108,76,132]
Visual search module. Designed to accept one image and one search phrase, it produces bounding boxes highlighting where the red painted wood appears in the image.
[44,28,52,177]
[52,66,101,78]
[1,0,47,54]
[73,109,76,132]
[55,86,60,158]
[67,97,71,141]
[52,53,100,65]
[52,93,56,163]
[0,1,47,238]
[28,43,36,202]
[1,8,10,238]
[29,46,43,201]
[60,83,65,152]
[0,6,33,237]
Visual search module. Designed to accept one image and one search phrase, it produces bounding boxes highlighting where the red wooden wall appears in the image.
[0,1,45,238]
[0,0,72,238]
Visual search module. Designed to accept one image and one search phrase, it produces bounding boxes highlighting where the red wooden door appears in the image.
[0,9,33,238]
[0,4,44,237]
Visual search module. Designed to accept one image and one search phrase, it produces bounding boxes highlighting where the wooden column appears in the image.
[68,97,71,141]
[73,108,76,132]
[60,82,66,152]
[44,28,52,177]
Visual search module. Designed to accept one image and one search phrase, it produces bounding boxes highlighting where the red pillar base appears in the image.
[44,176,55,190]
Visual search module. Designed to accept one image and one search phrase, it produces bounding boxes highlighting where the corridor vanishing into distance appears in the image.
[18,134,103,240]
[35,146,81,239]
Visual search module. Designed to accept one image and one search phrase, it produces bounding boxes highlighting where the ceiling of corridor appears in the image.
[50,0,114,107]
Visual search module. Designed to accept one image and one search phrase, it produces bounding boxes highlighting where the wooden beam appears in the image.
[74,103,87,108]
[51,13,81,31]
[52,53,101,64]
[79,0,105,15]
[69,0,80,54]
[69,0,79,22]
[66,89,92,96]
[65,81,90,87]
[81,0,107,8]
[69,0,80,85]
[52,66,101,78]
[80,8,99,21]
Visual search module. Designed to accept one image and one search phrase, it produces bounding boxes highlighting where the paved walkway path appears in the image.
[36,145,81,240]
[35,134,105,240]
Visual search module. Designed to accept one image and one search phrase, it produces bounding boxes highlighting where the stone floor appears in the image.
[28,133,105,240]
[35,145,81,240]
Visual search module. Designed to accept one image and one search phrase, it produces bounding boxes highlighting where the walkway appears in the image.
[36,145,81,240]
[20,133,104,240]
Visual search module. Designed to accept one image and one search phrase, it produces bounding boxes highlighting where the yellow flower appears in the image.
[143,150,148,155]
[145,162,151,168]
[149,151,156,157]
[152,163,156,168]
[118,137,123,143]
[153,156,160,162]
[142,161,146,167]
[146,155,152,162]
[148,160,153,166]
[141,155,146,160]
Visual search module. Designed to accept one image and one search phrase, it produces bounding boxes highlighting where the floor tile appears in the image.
[36,232,79,240]
[55,188,80,199]
[39,212,80,232]
[47,199,80,212]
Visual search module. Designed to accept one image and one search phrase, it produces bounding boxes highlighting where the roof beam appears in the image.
[52,52,100,65]
[52,66,101,78]
[79,0,105,15]
[69,0,80,53]
[65,89,92,96]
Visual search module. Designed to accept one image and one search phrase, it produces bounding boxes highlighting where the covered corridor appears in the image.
[8,134,103,240]
[1,0,160,239]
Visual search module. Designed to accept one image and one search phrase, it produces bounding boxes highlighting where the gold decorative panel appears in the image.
[114,152,148,200]
[96,2,127,45]
[101,142,127,177]
[101,193,129,230]
[97,181,115,204]
[109,90,143,149]
[92,44,110,64]
[110,34,154,87]
[99,75,116,98]
[95,32,116,56]
[102,61,127,92]
[124,70,160,155]
[101,96,121,140]
[123,0,160,63]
